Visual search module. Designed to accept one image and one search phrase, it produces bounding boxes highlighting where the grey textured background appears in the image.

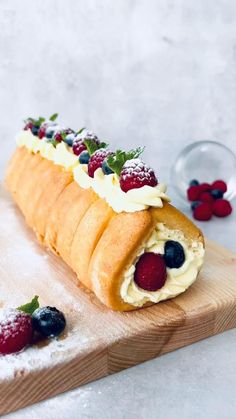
[1,0,236,180]
[1,1,236,418]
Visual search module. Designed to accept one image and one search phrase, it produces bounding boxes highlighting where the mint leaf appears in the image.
[35,116,45,127]
[17,295,39,315]
[49,113,58,122]
[107,146,144,176]
[84,139,108,156]
[77,127,86,135]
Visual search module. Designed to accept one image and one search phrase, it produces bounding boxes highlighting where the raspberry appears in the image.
[120,159,158,192]
[199,183,211,192]
[199,192,214,204]
[24,121,34,131]
[134,252,167,291]
[72,139,87,156]
[187,185,200,201]
[54,128,74,143]
[212,199,232,217]
[0,309,33,355]
[73,130,99,156]
[38,124,47,139]
[193,202,213,221]
[88,149,113,177]
[211,180,227,194]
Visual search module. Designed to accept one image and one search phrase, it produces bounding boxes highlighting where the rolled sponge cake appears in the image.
[5,147,204,311]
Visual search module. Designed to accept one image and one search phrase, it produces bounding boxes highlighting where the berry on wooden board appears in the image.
[32,307,66,338]
[0,309,33,355]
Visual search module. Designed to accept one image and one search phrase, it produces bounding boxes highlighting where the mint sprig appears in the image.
[77,127,86,135]
[17,295,39,315]
[49,113,58,122]
[84,139,108,156]
[106,146,144,176]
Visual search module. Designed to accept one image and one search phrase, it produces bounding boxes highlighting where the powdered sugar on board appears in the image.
[0,186,130,381]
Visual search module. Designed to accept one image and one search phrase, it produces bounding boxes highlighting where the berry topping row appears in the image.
[134,240,185,292]
[187,179,233,221]
[23,114,158,193]
[0,296,66,355]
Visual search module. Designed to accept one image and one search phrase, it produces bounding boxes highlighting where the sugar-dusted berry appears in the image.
[88,149,113,178]
[120,159,158,192]
[0,309,33,355]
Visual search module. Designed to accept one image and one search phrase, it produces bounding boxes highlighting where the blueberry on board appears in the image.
[189,179,199,186]
[31,126,39,136]
[79,151,90,164]
[211,189,223,200]
[191,201,201,211]
[64,133,75,147]
[32,306,66,338]
[164,240,185,269]
[102,160,114,175]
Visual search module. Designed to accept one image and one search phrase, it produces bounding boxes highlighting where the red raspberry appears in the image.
[88,149,113,177]
[134,252,167,291]
[24,121,34,131]
[193,202,212,221]
[38,124,47,139]
[199,183,211,192]
[0,309,33,355]
[187,185,201,201]
[120,159,158,193]
[72,139,87,156]
[54,128,73,143]
[211,180,227,194]
[199,192,214,204]
[212,199,232,217]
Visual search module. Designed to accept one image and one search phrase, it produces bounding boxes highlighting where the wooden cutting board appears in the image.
[0,185,236,416]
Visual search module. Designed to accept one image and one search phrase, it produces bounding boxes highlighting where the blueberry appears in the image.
[189,179,199,186]
[64,133,75,147]
[79,151,90,164]
[102,160,114,175]
[31,126,39,136]
[191,201,201,211]
[32,306,66,338]
[164,240,185,269]
[211,189,223,200]
[46,128,55,139]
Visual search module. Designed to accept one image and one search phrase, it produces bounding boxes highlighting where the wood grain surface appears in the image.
[0,185,236,416]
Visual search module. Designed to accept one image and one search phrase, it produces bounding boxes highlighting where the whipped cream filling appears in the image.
[120,223,204,307]
[16,130,170,213]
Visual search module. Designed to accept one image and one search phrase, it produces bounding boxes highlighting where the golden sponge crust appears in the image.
[5,147,204,311]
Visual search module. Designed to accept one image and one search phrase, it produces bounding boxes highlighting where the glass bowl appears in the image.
[170,140,236,206]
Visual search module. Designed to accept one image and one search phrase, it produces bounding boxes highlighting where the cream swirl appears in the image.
[16,130,170,213]
[120,223,204,306]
